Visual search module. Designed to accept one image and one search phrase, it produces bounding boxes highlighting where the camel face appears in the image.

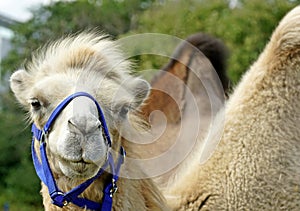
[10,33,150,180]
[11,71,111,179]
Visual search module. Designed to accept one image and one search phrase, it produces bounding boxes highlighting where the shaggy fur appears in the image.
[10,33,169,210]
[164,6,300,210]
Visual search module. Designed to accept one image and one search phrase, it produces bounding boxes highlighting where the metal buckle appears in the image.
[110,179,118,197]
[40,130,48,143]
[51,191,68,208]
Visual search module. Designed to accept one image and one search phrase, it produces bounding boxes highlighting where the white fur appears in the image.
[164,6,300,210]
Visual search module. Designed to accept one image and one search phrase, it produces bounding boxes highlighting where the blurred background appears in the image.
[0,0,299,210]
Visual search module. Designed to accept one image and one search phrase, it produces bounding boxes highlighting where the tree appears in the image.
[132,0,298,84]
[1,0,153,75]
[0,92,42,210]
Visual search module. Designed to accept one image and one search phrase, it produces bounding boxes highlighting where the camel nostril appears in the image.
[68,118,77,127]
[68,119,74,126]
[68,116,102,134]
[68,118,79,131]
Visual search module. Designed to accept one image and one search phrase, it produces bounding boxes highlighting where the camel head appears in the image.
[10,33,150,180]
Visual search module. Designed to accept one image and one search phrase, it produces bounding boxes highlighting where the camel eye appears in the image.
[120,105,129,117]
[30,98,42,110]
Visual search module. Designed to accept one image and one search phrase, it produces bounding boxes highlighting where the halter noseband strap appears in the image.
[31,92,125,211]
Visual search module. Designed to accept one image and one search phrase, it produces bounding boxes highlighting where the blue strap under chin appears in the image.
[30,92,125,211]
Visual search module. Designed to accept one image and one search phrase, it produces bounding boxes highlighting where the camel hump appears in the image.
[266,6,300,58]
[184,33,229,92]
[143,33,228,124]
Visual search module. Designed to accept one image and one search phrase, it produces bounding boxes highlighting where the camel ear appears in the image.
[130,78,150,108]
[110,78,150,121]
[10,69,32,106]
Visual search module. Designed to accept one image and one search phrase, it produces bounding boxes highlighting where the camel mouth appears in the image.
[73,159,90,164]
[59,157,100,178]
[69,160,91,172]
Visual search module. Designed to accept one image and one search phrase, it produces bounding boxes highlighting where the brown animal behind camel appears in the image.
[129,33,229,186]
[143,32,229,123]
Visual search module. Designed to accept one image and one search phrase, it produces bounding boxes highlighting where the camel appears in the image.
[160,6,300,210]
[10,33,170,210]
[10,5,300,209]
[9,29,229,210]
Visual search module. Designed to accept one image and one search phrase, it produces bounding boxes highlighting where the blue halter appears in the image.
[31,92,125,210]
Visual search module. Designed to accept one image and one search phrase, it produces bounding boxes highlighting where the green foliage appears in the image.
[133,0,298,84]
[0,92,26,182]
[0,0,299,209]
[4,157,42,207]
[1,0,153,74]
[0,92,42,210]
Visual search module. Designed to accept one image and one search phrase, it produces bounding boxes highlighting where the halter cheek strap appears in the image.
[31,92,125,211]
